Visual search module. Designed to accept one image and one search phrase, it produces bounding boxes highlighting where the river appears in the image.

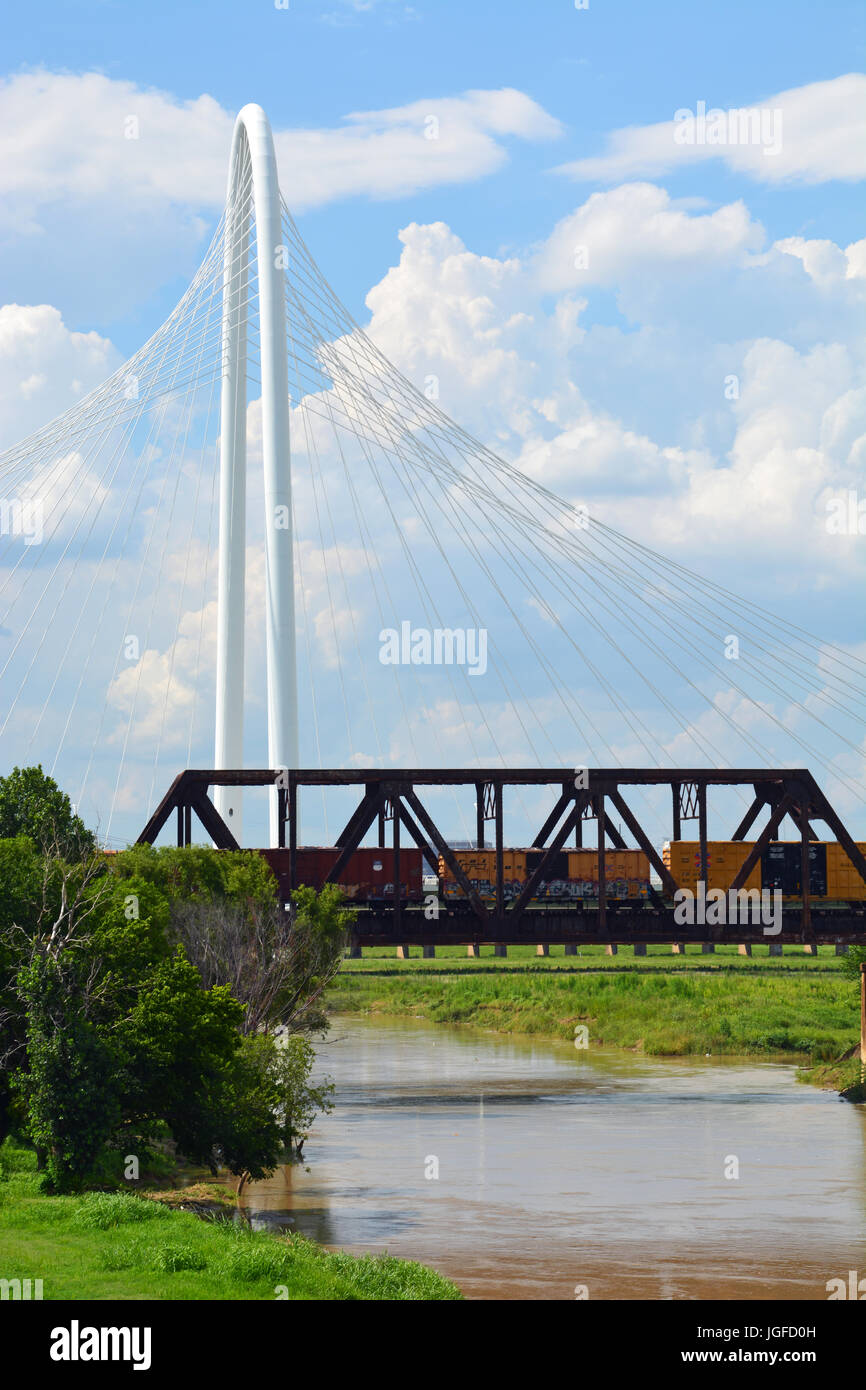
[230,1015,866,1300]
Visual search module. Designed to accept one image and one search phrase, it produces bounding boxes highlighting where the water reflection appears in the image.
[223,1016,866,1300]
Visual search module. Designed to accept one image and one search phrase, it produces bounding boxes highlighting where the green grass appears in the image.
[340,941,843,972]
[328,943,862,1070]
[0,1148,461,1301]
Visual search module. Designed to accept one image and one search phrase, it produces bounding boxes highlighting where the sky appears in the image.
[0,0,864,846]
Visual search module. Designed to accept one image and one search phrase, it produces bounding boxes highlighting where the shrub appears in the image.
[150,1241,208,1273]
[72,1192,171,1230]
[216,1237,294,1283]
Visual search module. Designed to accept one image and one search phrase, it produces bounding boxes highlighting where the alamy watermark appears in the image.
[674,101,783,157]
[673,880,782,935]
[1,1276,43,1299]
[50,1322,151,1370]
[379,622,487,677]
[826,1270,866,1299]
[825,490,866,535]
[0,497,43,546]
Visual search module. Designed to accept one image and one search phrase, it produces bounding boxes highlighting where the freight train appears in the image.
[259,839,866,907]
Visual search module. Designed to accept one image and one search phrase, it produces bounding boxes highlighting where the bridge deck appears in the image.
[348,904,866,947]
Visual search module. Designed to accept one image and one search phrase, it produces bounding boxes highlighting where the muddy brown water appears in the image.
[219,1015,866,1300]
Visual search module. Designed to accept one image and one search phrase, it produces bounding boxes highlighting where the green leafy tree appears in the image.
[272,1032,335,1157]
[2,831,345,1186]
[225,1032,335,1190]
[15,954,121,1192]
[840,945,866,984]
[0,766,95,858]
[108,844,278,906]
[116,950,247,1159]
[0,835,80,1144]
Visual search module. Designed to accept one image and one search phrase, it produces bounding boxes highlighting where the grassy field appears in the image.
[0,1144,461,1301]
[328,943,864,1081]
[338,941,843,973]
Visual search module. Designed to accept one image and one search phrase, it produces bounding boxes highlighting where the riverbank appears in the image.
[327,945,863,1092]
[0,1144,462,1300]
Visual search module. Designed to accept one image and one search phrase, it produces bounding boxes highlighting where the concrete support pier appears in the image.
[671,943,687,954]
[738,943,752,956]
[633,943,647,956]
[467,943,481,958]
[493,943,508,957]
[536,944,549,957]
[702,943,715,954]
[836,943,849,956]
[422,945,436,959]
[769,943,783,956]
[564,943,577,956]
[803,943,819,955]
[396,945,411,960]
[605,943,618,956]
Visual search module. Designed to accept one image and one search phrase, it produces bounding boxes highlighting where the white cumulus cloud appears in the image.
[557,74,866,186]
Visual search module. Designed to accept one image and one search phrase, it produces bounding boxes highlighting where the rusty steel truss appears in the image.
[137,768,866,946]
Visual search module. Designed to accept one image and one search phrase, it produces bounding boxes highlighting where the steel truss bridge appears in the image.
[138,766,866,949]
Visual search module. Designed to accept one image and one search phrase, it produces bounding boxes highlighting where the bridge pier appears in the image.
[803,943,819,955]
[468,943,481,958]
[396,945,411,960]
[836,943,849,956]
[738,943,752,956]
[671,943,687,954]
[701,944,715,954]
[536,944,549,957]
[493,943,508,957]
[423,945,436,959]
[633,943,647,956]
[769,943,783,956]
[564,943,577,956]
[605,943,618,956]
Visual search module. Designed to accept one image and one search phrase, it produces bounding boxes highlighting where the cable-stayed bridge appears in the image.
[1,104,865,945]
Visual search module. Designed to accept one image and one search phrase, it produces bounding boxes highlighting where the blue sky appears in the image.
[0,0,864,845]
[2,0,864,345]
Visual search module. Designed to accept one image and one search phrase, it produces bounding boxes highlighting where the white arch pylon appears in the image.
[214,104,298,846]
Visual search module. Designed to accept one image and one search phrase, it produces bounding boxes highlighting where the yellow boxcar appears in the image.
[663,841,761,895]
[438,849,527,902]
[825,842,866,900]
[567,849,650,899]
[438,847,650,902]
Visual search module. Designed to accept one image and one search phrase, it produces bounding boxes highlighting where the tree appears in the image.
[3,833,345,1187]
[170,884,351,1035]
[840,945,866,983]
[224,1032,335,1192]
[0,766,95,858]
[271,1032,335,1158]
[0,835,96,1145]
[4,843,168,1186]
[115,949,273,1174]
[15,953,121,1192]
[107,843,278,906]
